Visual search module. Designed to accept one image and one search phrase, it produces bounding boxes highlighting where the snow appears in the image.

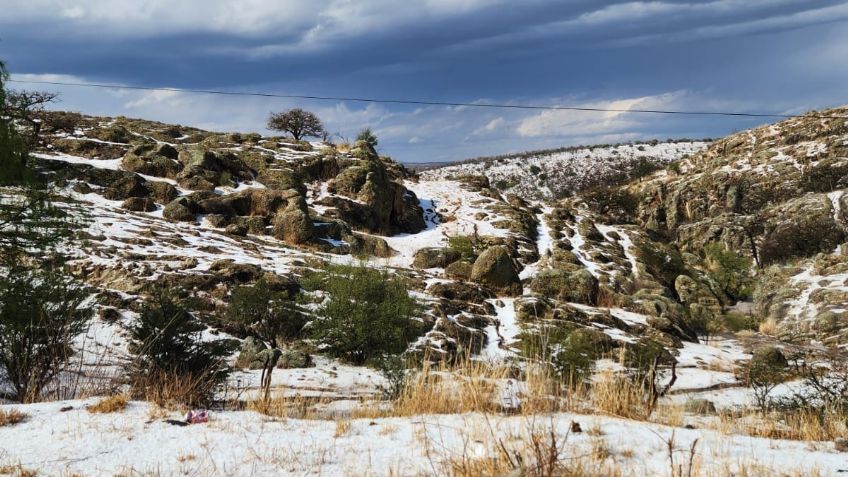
[379,179,513,268]
[33,152,123,170]
[421,141,708,200]
[568,215,602,277]
[519,206,553,280]
[597,224,640,278]
[0,401,843,476]
[481,298,519,361]
[828,190,844,223]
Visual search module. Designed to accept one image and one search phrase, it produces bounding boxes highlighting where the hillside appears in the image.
[1,109,848,475]
[421,140,708,199]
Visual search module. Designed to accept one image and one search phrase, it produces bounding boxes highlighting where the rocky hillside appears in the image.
[421,140,708,199]
[3,108,848,475]
[621,107,848,344]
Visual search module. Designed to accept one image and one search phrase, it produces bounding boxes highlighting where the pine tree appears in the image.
[0,59,93,403]
[127,291,237,405]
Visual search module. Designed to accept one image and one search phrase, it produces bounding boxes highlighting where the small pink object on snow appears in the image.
[185,410,209,424]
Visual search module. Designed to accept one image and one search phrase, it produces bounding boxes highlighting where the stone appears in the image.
[272,209,314,244]
[163,197,199,222]
[530,268,598,305]
[470,245,521,294]
[684,399,717,415]
[121,197,157,212]
[412,247,461,269]
[276,349,313,369]
[103,175,149,200]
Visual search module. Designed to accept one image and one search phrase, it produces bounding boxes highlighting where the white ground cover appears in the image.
[0,400,844,476]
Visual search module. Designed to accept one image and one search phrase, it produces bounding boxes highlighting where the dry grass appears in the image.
[132,370,214,410]
[715,406,848,441]
[86,394,128,414]
[334,419,351,437]
[0,408,28,427]
[588,371,651,420]
[758,317,778,336]
[0,464,37,477]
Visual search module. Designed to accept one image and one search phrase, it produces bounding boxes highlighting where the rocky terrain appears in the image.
[421,140,708,199]
[2,107,848,476]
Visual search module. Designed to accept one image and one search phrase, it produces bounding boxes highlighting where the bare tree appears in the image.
[3,90,59,144]
[267,108,324,141]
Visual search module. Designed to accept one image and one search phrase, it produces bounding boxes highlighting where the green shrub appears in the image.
[356,128,378,148]
[581,187,637,224]
[721,311,758,332]
[745,346,789,408]
[308,264,425,365]
[446,235,479,262]
[551,331,598,386]
[127,291,237,405]
[225,277,307,347]
[704,243,754,300]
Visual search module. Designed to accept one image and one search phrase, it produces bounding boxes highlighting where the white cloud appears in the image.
[516,92,686,138]
[472,117,505,135]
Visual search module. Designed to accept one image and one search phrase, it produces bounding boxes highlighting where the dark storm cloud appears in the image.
[1,1,846,162]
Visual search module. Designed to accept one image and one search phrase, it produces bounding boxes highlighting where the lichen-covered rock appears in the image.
[122,144,182,178]
[530,268,598,305]
[235,337,268,369]
[445,260,473,280]
[276,349,313,369]
[103,175,149,200]
[121,197,157,212]
[412,247,461,269]
[163,196,199,222]
[324,154,425,235]
[272,209,314,244]
[470,245,521,294]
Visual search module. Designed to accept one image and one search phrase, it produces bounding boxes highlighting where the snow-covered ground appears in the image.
[422,141,708,199]
[0,399,843,476]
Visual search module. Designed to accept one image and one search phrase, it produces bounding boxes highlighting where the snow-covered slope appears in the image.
[422,140,708,199]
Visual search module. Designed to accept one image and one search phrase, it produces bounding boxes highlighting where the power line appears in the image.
[8,78,848,119]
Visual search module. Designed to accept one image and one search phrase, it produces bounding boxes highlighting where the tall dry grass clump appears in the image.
[87,394,129,414]
[0,408,27,427]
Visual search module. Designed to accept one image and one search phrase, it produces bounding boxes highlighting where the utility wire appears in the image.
[8,78,848,119]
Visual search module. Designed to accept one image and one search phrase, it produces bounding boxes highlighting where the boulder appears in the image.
[147,181,180,203]
[470,246,521,294]
[530,268,598,305]
[276,349,314,369]
[444,260,473,280]
[272,209,314,244]
[235,337,268,369]
[121,197,157,212]
[103,175,149,200]
[163,197,199,222]
[412,247,461,269]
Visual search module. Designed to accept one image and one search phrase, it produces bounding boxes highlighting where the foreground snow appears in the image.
[0,400,843,476]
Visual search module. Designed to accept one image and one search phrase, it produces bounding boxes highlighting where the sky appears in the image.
[1,0,847,163]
